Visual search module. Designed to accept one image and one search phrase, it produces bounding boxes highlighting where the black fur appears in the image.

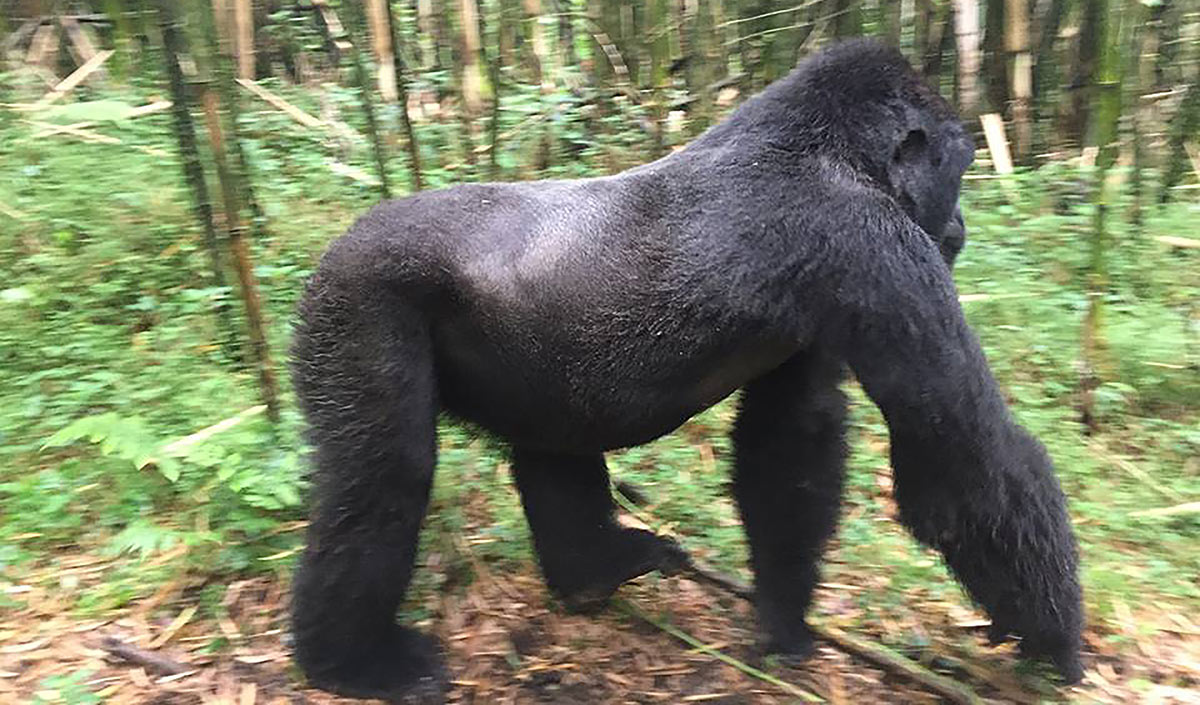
[290,39,1083,701]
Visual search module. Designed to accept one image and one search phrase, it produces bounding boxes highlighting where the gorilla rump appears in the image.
[290,39,1083,701]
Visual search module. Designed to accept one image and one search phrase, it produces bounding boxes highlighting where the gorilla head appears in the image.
[705,40,975,267]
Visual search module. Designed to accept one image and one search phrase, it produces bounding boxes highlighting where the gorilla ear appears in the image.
[892,129,929,166]
[888,129,929,198]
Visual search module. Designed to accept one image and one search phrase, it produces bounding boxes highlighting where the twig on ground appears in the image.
[25,119,170,157]
[1131,501,1200,518]
[812,624,984,705]
[684,562,755,601]
[236,77,324,129]
[1156,235,1200,249]
[99,637,190,675]
[613,484,985,704]
[159,405,266,456]
[0,201,30,220]
[617,599,824,703]
[33,48,114,107]
[31,100,173,136]
[1088,440,1185,502]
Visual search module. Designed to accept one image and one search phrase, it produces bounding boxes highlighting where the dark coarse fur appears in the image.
[290,39,1083,702]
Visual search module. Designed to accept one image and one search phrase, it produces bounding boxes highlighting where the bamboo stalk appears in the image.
[384,0,425,190]
[234,0,254,79]
[200,84,281,423]
[156,0,238,360]
[342,0,393,199]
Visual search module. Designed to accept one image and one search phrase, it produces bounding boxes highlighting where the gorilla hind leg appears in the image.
[290,275,445,702]
[732,351,847,660]
[512,449,689,611]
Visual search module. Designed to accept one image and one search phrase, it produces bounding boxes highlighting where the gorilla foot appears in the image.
[553,528,690,613]
[763,621,817,666]
[1018,635,1085,685]
[300,626,448,704]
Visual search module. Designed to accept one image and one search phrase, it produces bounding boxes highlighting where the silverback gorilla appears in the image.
[290,40,1083,701]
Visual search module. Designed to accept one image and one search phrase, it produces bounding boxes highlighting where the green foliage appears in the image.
[33,670,102,705]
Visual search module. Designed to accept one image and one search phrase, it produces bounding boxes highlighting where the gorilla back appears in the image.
[291,39,1083,701]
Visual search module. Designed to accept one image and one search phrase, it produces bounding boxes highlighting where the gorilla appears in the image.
[290,39,1083,701]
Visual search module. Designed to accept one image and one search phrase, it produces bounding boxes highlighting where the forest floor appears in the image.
[4,481,1199,705]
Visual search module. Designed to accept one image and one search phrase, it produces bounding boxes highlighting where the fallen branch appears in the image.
[1185,142,1200,183]
[327,159,380,186]
[1131,501,1200,518]
[25,118,169,158]
[1,17,43,53]
[813,624,984,705]
[684,561,754,601]
[159,405,266,456]
[99,637,190,675]
[958,292,1036,304]
[0,201,30,221]
[614,485,985,705]
[33,48,114,107]
[1088,440,1184,502]
[617,599,824,703]
[1156,235,1200,249]
[311,0,354,52]
[235,77,324,128]
[31,100,173,135]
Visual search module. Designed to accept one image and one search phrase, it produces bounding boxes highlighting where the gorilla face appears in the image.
[887,122,974,268]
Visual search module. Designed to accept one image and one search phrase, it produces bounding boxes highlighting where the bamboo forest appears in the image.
[0,0,1197,703]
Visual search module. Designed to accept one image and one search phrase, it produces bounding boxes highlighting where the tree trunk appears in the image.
[922,0,955,84]
[555,0,576,69]
[885,0,903,45]
[234,0,254,79]
[523,0,550,88]
[953,0,981,117]
[365,0,398,101]
[417,0,437,69]
[1080,0,1122,432]
[385,1,425,191]
[156,0,237,359]
[200,85,281,423]
[1125,0,1146,225]
[1005,0,1031,163]
[831,0,863,39]
[1031,0,1065,154]
[459,0,486,115]
[1161,75,1200,202]
[1064,0,1102,147]
[344,0,393,199]
[205,0,269,238]
[981,0,1008,114]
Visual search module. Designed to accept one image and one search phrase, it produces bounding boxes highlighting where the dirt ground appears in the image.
[3,541,1200,705]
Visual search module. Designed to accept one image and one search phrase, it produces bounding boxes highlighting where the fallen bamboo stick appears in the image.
[613,485,987,705]
[618,600,824,703]
[235,77,324,128]
[1131,501,1200,518]
[99,637,190,675]
[31,100,173,135]
[1156,235,1200,249]
[33,48,114,107]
